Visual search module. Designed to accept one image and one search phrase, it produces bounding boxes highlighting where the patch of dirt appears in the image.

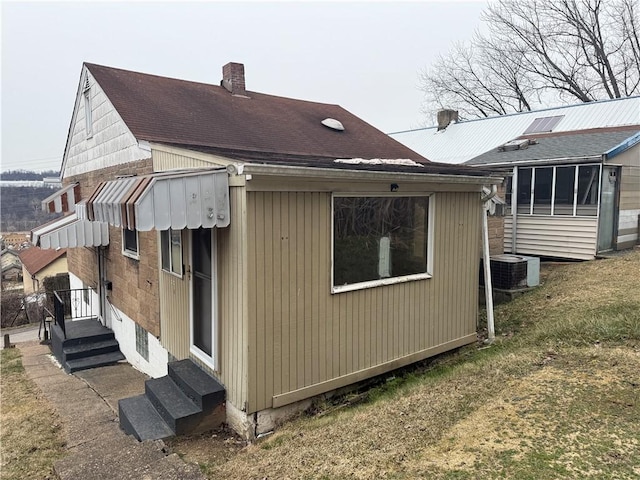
[166,425,246,471]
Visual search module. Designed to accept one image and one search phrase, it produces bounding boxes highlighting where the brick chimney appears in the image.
[437,109,458,131]
[221,62,246,96]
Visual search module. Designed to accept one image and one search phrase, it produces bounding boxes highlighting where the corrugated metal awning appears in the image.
[40,183,81,213]
[31,212,109,249]
[81,169,230,231]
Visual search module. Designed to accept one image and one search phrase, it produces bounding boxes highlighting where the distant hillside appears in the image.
[0,170,60,181]
[1,186,62,232]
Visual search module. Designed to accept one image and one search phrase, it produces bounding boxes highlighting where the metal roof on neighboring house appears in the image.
[466,127,640,166]
[389,96,640,164]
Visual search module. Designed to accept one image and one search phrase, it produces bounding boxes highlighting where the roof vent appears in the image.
[500,138,534,152]
[321,118,345,131]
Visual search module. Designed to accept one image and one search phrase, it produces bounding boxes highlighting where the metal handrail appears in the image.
[51,288,95,339]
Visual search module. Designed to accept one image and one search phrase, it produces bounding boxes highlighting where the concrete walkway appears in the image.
[19,341,205,480]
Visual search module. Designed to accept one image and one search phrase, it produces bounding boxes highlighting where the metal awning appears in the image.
[31,212,109,249]
[81,169,230,231]
[41,183,81,213]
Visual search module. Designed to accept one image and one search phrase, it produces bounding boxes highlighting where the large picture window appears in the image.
[332,195,430,292]
[161,229,183,276]
[512,165,600,217]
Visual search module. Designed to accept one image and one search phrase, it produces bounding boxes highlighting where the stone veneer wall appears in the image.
[64,158,161,336]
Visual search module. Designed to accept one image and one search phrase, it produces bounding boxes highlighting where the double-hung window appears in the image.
[122,228,139,259]
[332,195,431,293]
[161,229,183,276]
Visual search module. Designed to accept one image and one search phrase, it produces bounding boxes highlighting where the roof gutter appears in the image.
[604,131,640,160]
[468,155,602,168]
[234,162,501,185]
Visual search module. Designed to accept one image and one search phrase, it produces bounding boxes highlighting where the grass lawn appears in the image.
[171,251,640,479]
[0,348,65,480]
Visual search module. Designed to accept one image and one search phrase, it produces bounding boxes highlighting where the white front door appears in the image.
[190,227,217,369]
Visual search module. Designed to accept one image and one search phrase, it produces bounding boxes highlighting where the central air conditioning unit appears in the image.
[480,254,540,290]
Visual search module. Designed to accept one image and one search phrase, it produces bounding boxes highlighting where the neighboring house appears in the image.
[18,246,68,293]
[1,248,23,281]
[1,232,30,249]
[390,98,640,260]
[466,127,640,260]
[389,97,640,165]
[32,61,500,440]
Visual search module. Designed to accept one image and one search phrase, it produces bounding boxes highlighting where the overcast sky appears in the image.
[1,1,487,172]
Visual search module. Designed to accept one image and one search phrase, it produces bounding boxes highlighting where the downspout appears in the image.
[481,185,497,344]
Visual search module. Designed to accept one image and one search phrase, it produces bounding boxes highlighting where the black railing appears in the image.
[52,288,94,339]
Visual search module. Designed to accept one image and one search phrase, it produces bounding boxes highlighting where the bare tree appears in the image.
[420,0,640,120]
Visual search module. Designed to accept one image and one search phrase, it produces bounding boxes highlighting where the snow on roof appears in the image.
[334,158,424,167]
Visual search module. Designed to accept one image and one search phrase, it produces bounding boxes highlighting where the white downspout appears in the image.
[481,185,497,344]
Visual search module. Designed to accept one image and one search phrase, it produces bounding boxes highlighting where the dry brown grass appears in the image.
[173,251,640,479]
[0,348,65,480]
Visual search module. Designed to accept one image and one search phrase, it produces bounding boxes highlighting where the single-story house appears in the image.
[33,61,500,440]
[389,98,640,260]
[466,127,640,259]
[18,246,68,293]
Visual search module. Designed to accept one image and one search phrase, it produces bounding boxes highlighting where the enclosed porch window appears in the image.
[332,195,431,293]
[512,164,600,217]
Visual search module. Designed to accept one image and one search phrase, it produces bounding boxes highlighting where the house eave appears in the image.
[240,162,501,185]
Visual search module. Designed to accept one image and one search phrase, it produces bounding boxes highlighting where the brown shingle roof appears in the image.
[85,63,427,163]
[18,247,66,276]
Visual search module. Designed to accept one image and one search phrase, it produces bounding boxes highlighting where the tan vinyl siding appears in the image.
[506,215,598,259]
[215,186,249,410]
[152,146,236,172]
[246,190,481,413]
[158,231,190,360]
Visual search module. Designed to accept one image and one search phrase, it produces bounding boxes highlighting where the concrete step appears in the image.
[118,395,175,441]
[146,377,201,435]
[65,350,125,373]
[168,359,225,411]
[62,338,120,360]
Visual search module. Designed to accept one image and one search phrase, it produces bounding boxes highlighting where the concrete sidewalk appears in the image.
[19,341,205,480]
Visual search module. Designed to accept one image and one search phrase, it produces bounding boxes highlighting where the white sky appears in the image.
[1,1,487,172]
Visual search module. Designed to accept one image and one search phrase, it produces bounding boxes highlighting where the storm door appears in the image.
[597,166,619,253]
[190,227,217,368]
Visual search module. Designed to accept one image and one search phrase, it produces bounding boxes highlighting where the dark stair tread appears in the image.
[66,351,125,373]
[168,360,225,409]
[146,377,200,420]
[119,395,175,441]
[63,338,120,356]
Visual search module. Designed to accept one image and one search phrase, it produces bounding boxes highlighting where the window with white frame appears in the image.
[512,165,600,216]
[122,228,139,259]
[332,195,431,292]
[160,229,183,276]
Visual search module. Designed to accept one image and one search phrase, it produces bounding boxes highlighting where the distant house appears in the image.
[390,98,640,260]
[33,61,500,440]
[1,232,30,249]
[18,247,68,293]
[1,249,23,282]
